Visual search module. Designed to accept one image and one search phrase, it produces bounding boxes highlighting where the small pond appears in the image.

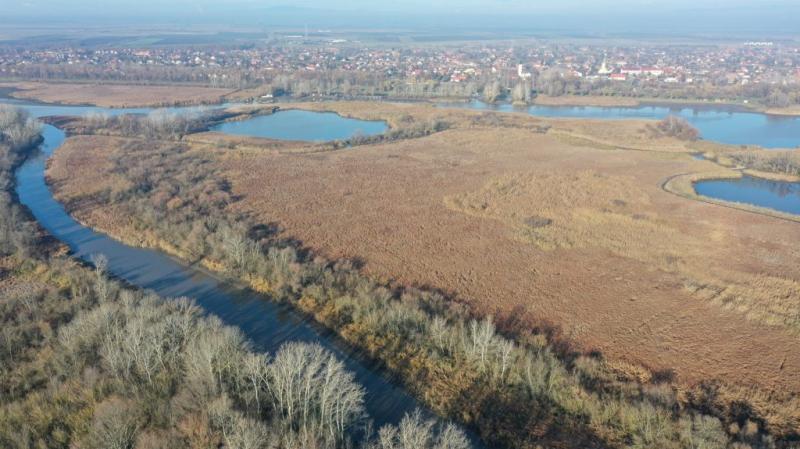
[694,175,800,215]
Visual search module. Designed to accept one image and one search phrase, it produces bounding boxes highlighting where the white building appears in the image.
[517,64,532,80]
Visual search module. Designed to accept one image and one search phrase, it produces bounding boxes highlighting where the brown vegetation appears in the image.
[1,81,237,108]
[763,106,800,117]
[649,116,701,141]
[46,103,800,447]
[47,138,747,449]
[0,106,472,449]
[711,150,800,178]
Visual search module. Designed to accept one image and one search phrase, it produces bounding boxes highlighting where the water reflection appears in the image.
[211,109,388,141]
[438,99,800,149]
[694,175,800,215]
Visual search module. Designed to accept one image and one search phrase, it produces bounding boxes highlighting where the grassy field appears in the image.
[763,105,800,117]
[47,102,800,438]
[0,81,239,108]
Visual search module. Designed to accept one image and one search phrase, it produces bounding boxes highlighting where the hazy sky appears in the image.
[3,0,799,37]
[5,0,796,13]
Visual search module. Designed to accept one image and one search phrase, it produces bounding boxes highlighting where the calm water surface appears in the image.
[211,109,388,141]
[694,175,800,215]
[439,99,800,149]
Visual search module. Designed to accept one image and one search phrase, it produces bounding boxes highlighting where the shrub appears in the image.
[651,115,700,141]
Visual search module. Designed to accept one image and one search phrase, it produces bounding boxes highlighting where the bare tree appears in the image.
[497,339,515,382]
[523,350,564,398]
[482,81,502,103]
[91,253,111,302]
[511,81,532,104]
[268,342,365,442]
[82,397,141,449]
[364,410,471,449]
[654,115,700,141]
[434,423,471,449]
[0,106,41,150]
[243,352,271,414]
[678,415,728,449]
[399,410,435,448]
[430,316,449,353]
[468,317,495,369]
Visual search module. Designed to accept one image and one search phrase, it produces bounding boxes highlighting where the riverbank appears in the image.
[532,94,641,107]
[8,78,800,121]
[535,94,800,117]
[762,106,800,117]
[1,111,416,449]
[533,95,800,117]
[13,122,468,448]
[511,94,752,112]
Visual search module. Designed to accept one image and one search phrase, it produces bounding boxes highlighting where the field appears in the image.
[0,81,240,107]
[764,105,800,117]
[47,102,800,428]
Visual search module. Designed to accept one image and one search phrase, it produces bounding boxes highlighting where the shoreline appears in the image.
[762,106,800,117]
[662,169,800,223]
[535,94,800,117]
[5,79,800,117]
[532,94,640,108]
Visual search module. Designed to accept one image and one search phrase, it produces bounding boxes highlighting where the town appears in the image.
[2,39,799,103]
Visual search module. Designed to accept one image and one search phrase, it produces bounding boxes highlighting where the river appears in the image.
[9,101,425,433]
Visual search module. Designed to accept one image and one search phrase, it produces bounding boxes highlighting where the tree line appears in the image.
[712,150,800,176]
[7,61,800,109]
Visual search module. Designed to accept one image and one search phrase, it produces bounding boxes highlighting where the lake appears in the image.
[211,109,388,141]
[438,99,800,149]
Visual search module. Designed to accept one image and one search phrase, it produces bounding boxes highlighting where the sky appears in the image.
[2,0,800,37]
